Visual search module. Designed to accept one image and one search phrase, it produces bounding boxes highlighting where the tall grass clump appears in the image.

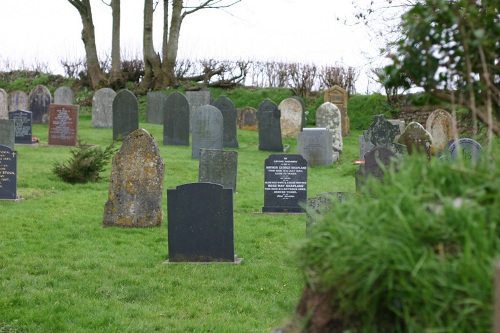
[298,153,500,332]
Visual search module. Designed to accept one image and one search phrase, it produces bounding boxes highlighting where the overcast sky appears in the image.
[0,0,386,93]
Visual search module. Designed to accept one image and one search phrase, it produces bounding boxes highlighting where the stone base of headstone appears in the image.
[163,256,244,265]
[0,195,24,202]
[261,207,305,213]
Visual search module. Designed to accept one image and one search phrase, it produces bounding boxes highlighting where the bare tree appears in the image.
[109,0,122,87]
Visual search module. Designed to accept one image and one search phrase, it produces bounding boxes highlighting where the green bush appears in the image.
[348,93,397,130]
[300,154,500,332]
[52,142,117,184]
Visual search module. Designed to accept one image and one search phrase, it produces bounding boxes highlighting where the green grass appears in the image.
[0,115,359,333]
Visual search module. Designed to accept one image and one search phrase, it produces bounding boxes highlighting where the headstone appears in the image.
[262,154,307,213]
[0,144,17,200]
[212,95,239,148]
[364,114,408,157]
[112,89,138,141]
[198,149,238,192]
[306,192,355,236]
[397,122,433,159]
[324,85,350,136]
[237,107,258,130]
[291,95,307,129]
[92,88,116,128]
[8,90,29,112]
[29,85,51,124]
[297,128,334,166]
[146,91,168,124]
[167,182,237,263]
[163,91,190,146]
[355,146,397,191]
[186,90,212,131]
[257,99,283,152]
[0,88,8,120]
[48,104,79,146]
[0,120,15,149]
[54,86,74,105]
[425,109,455,155]
[315,102,343,156]
[278,98,303,138]
[442,138,484,164]
[359,134,375,160]
[191,105,223,159]
[103,128,165,227]
[8,110,32,144]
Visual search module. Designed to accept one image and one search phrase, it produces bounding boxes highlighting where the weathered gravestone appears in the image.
[0,120,15,149]
[54,86,74,105]
[8,90,29,112]
[9,110,33,144]
[316,102,342,160]
[278,97,303,138]
[146,91,167,124]
[262,154,307,213]
[364,114,407,157]
[103,129,165,227]
[112,89,138,141]
[198,148,238,192]
[358,134,375,160]
[48,104,79,146]
[306,192,356,236]
[291,95,307,129]
[191,105,223,159]
[0,88,8,120]
[237,107,258,130]
[167,182,239,263]
[257,99,283,152]
[426,109,455,155]
[297,128,334,166]
[355,146,398,191]
[398,122,433,159]
[212,95,239,148]
[324,85,350,136]
[0,144,17,200]
[163,91,190,146]
[186,90,212,131]
[29,85,51,124]
[92,88,116,128]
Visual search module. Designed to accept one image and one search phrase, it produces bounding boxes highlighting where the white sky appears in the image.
[0,0,386,93]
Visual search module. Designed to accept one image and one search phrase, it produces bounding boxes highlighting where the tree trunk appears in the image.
[162,0,183,87]
[140,0,163,92]
[109,0,122,88]
[68,0,105,89]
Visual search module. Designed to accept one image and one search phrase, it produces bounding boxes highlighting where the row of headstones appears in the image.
[356,111,486,190]
[0,85,74,123]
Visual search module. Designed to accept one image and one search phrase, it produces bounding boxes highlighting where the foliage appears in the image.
[385,0,500,136]
[347,93,397,129]
[52,142,117,184]
[299,153,500,332]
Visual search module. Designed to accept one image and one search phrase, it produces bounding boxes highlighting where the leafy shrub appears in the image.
[299,153,500,332]
[348,93,397,130]
[53,142,117,184]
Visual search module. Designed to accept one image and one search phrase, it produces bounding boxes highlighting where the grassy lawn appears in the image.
[0,114,360,333]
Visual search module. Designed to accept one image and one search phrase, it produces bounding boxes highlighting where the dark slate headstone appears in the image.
[103,129,165,227]
[29,85,52,124]
[112,89,138,141]
[92,88,116,128]
[355,146,397,191]
[0,144,17,200]
[54,86,74,105]
[146,91,168,124]
[167,182,236,263]
[297,128,334,166]
[237,107,258,131]
[257,99,283,152]
[191,105,223,159]
[262,154,307,213]
[212,95,239,148]
[163,91,190,146]
[48,104,79,146]
[8,110,32,144]
[0,88,7,120]
[8,90,29,112]
[0,120,15,149]
[186,90,212,131]
[198,149,238,192]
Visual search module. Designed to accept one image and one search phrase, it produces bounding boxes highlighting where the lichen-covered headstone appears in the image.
[92,88,116,128]
[425,109,455,155]
[324,85,350,136]
[316,102,343,158]
[103,129,165,227]
[0,88,8,120]
[237,107,258,131]
[364,114,408,157]
[54,86,74,105]
[278,98,303,138]
[398,122,433,159]
[212,95,238,148]
[29,85,52,124]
